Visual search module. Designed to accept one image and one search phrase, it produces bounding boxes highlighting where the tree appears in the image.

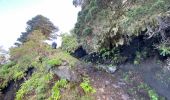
[73,0,83,7]
[17,15,58,43]
[10,30,50,63]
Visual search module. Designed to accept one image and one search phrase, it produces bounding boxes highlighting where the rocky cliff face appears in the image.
[74,0,170,53]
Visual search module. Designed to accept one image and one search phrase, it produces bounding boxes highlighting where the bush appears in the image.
[47,58,62,67]
[82,27,92,35]
[61,33,79,53]
[2,61,16,69]
[0,62,25,89]
[148,90,159,100]
[157,43,170,56]
[80,78,96,94]
[89,6,98,16]
[49,79,68,100]
[13,71,25,81]
[85,13,92,22]
[16,73,53,100]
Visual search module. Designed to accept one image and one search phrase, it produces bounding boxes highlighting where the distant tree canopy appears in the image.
[73,0,83,7]
[17,15,58,44]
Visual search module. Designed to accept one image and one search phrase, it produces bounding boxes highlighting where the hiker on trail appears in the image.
[52,42,57,49]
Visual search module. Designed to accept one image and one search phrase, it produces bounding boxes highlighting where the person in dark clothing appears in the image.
[52,42,57,49]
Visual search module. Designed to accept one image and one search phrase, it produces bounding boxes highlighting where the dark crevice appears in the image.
[1,67,35,100]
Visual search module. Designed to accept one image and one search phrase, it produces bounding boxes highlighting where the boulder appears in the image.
[97,64,117,74]
[51,65,79,82]
[106,66,117,74]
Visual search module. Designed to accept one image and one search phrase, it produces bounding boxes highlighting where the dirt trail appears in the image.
[75,63,132,100]
[89,70,130,100]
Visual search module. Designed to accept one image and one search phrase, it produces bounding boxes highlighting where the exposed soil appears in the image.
[72,62,155,100]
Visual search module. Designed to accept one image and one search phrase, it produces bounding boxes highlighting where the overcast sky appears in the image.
[0,0,80,50]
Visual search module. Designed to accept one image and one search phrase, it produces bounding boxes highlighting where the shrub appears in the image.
[61,33,79,53]
[49,79,68,100]
[2,61,16,69]
[89,6,98,16]
[16,73,53,100]
[157,43,170,56]
[80,78,96,94]
[54,50,78,67]
[85,13,92,22]
[82,27,92,35]
[13,71,25,81]
[148,90,159,100]
[47,58,62,67]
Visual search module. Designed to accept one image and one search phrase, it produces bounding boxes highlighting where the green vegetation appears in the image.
[138,83,160,100]
[157,43,170,56]
[80,78,96,94]
[61,33,78,53]
[48,50,77,67]
[74,0,170,52]
[133,51,143,65]
[0,0,169,99]
[16,72,53,100]
[99,47,124,64]
[49,79,68,100]
[123,71,162,100]
[47,58,62,67]
[0,15,79,100]
[17,15,58,44]
[148,90,159,100]
[82,27,92,35]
